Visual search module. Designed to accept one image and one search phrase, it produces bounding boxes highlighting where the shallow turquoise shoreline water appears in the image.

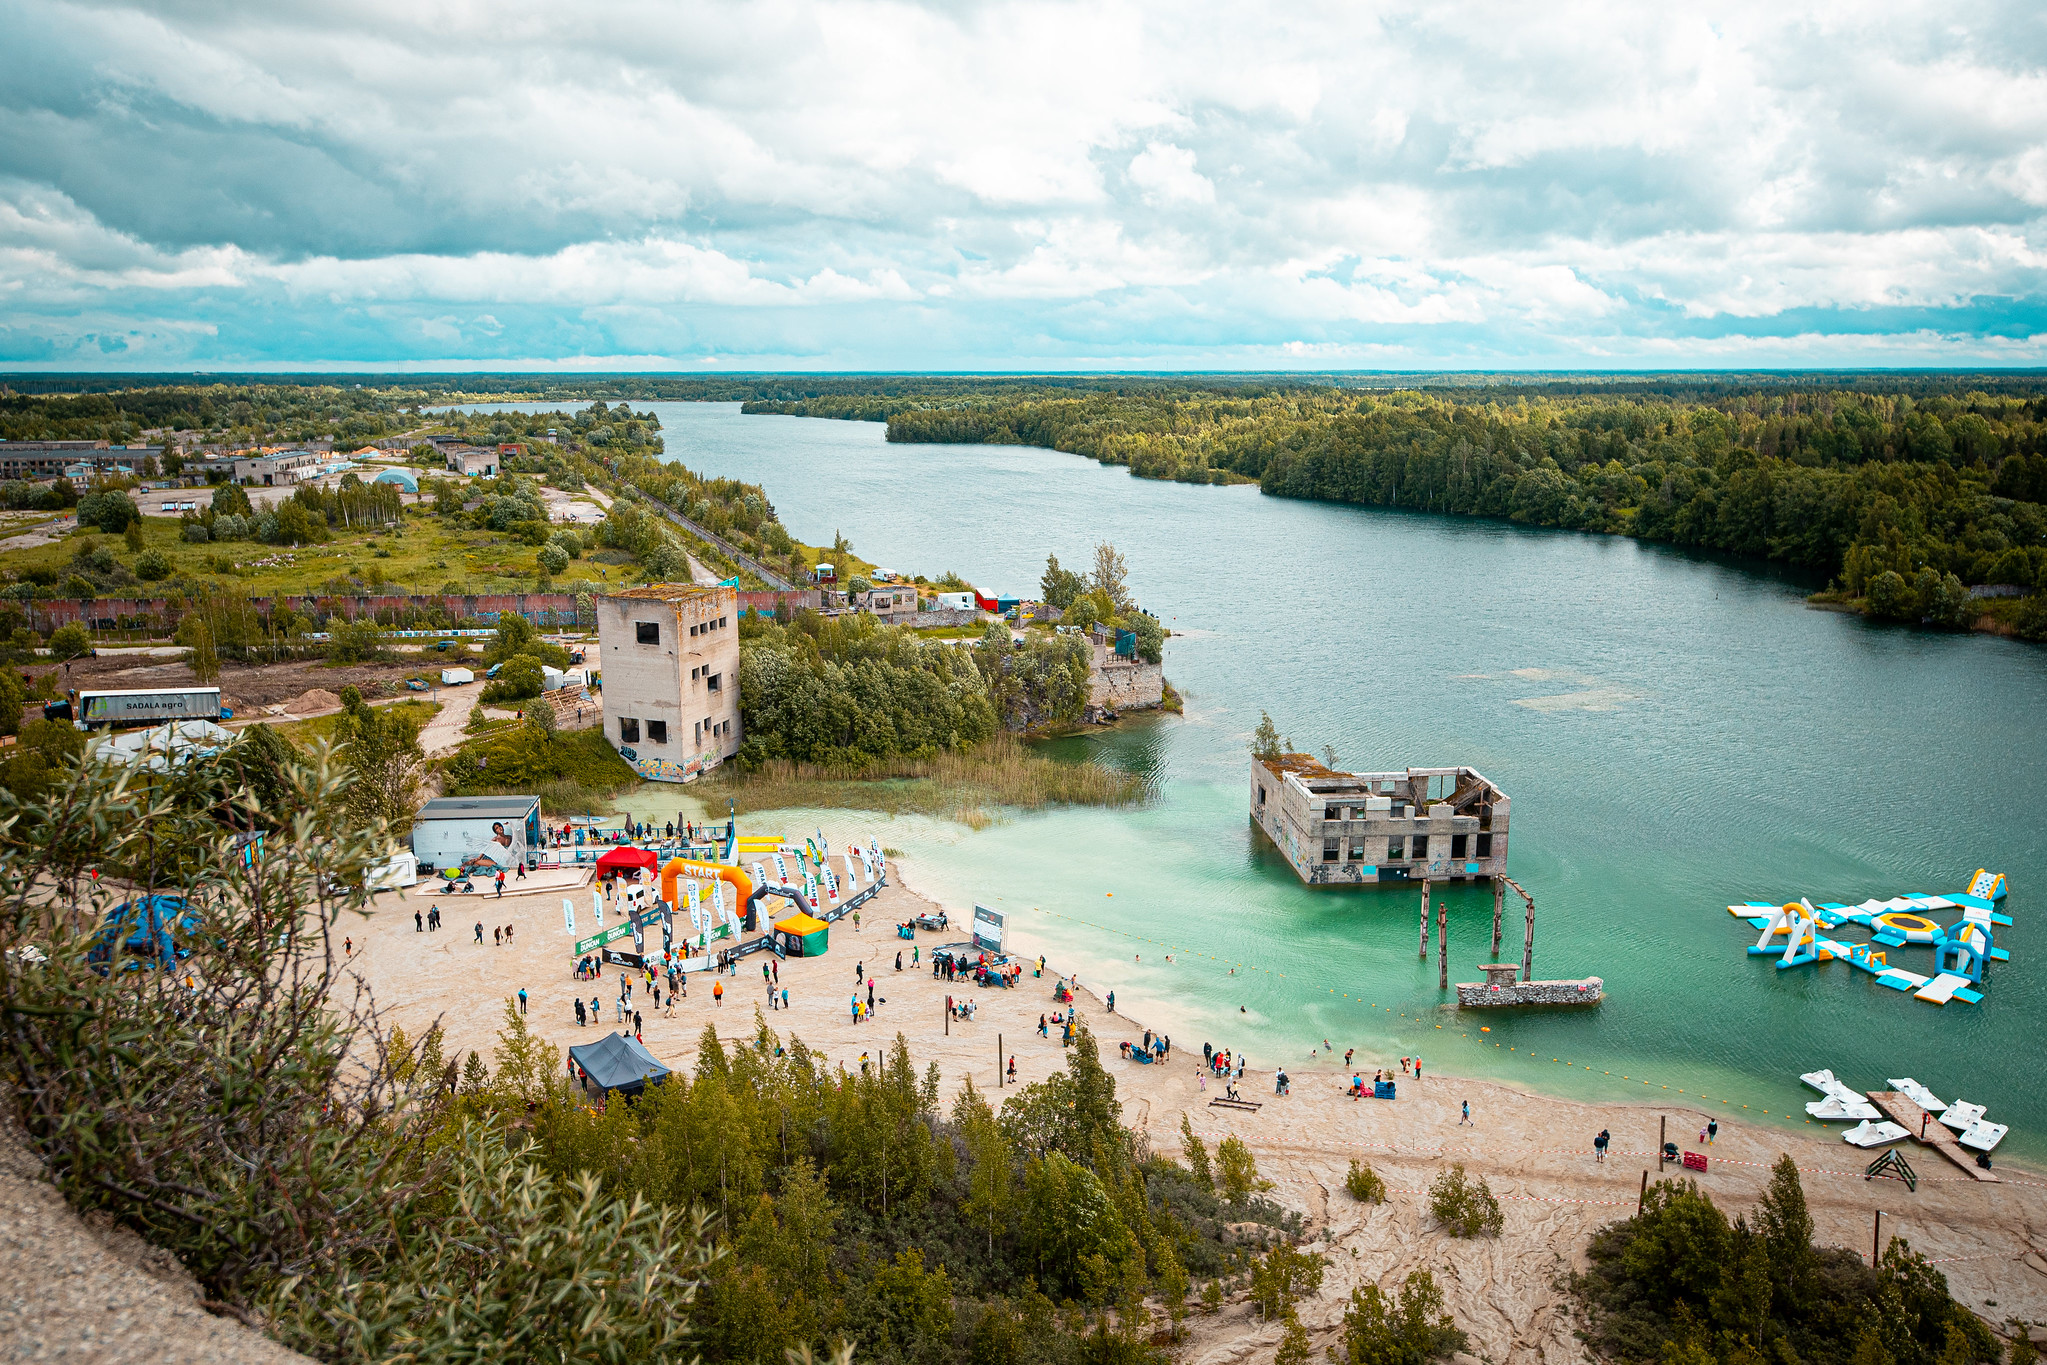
[547,400,2047,1160]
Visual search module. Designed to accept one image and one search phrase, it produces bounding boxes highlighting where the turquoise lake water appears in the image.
[497,400,2047,1155]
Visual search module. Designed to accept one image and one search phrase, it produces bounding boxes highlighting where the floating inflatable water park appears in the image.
[1726,869,2009,1007]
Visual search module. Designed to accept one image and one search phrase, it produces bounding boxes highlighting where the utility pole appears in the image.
[1638,1169,1648,1213]
[1418,878,1431,958]
[1658,1116,1667,1171]
[1872,1210,1882,1265]
[998,1033,1004,1087]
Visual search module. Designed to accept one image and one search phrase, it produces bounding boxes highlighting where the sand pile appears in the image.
[284,688,342,715]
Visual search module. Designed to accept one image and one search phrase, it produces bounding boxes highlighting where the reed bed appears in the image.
[702,733,1144,823]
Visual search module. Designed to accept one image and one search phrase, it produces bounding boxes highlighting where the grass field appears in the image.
[270,698,442,747]
[0,506,642,601]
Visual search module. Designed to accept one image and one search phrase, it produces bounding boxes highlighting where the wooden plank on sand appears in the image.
[1209,1098,1263,1112]
[1867,1091,2000,1182]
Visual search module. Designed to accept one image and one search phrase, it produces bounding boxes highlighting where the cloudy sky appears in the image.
[3,0,2046,370]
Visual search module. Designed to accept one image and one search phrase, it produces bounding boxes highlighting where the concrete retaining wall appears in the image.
[1090,656,1163,710]
[1456,976,1604,1007]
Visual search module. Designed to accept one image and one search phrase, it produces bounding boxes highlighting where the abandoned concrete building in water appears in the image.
[1250,756,1510,887]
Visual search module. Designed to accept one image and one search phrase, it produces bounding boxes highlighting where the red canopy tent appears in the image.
[595,846,659,876]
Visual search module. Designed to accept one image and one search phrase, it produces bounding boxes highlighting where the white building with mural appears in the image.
[594,583,742,783]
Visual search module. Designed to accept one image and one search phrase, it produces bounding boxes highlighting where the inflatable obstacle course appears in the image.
[1724,871,2008,1008]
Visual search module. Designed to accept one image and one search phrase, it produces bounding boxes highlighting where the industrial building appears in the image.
[1250,756,1509,886]
[595,583,741,783]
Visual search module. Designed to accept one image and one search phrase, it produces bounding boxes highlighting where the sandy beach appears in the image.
[349,865,2047,1365]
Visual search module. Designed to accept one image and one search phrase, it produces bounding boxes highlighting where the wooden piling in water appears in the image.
[1418,878,1431,958]
[1437,899,1448,989]
[1491,877,1505,959]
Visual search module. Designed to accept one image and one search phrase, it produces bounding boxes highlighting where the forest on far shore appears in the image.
[745,380,2047,638]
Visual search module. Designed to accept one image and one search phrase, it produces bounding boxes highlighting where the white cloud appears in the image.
[2,0,2046,365]
[1128,143,1215,206]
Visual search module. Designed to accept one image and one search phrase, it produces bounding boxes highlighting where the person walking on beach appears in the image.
[856,961,864,984]
[713,980,723,1006]
[895,951,902,971]
[415,909,423,932]
[1594,1129,1611,1161]
[1414,1056,1423,1081]
[780,987,788,1011]
[575,997,586,1026]
[1107,990,1115,1013]
[771,960,778,985]
[475,922,484,943]
[494,926,502,947]
[867,981,875,1013]
[1460,1100,1470,1126]
[1008,1055,1017,1081]
[518,988,528,1016]
[1707,1120,1718,1144]
[495,871,505,897]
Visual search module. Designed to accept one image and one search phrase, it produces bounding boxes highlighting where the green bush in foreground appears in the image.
[1427,1163,1502,1237]
[1338,1269,1466,1365]
[1345,1158,1385,1204]
[1572,1158,1999,1365]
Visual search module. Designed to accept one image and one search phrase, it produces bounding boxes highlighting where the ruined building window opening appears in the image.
[1476,833,1492,858]
[647,721,667,744]
[619,717,640,743]
[635,621,659,645]
[1412,835,1430,859]
[1451,833,1468,859]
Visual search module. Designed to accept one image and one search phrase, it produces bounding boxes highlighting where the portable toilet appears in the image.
[772,911,829,958]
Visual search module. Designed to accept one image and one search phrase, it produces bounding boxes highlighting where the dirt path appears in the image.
[417,684,483,756]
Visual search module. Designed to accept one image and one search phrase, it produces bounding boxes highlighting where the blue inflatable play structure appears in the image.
[88,895,198,973]
[1726,869,2009,1008]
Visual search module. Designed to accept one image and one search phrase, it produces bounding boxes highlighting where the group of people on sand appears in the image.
[1118,1027,1170,1063]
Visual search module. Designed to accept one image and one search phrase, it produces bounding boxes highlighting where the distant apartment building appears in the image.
[1251,757,1510,887]
[595,584,742,783]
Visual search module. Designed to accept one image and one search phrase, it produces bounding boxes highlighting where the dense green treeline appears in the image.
[862,388,2047,607]
[519,1017,1311,1365]
[735,611,1095,767]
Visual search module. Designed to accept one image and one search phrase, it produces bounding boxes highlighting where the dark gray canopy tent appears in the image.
[567,1031,671,1097]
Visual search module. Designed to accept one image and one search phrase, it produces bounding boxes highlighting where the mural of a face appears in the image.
[491,821,511,848]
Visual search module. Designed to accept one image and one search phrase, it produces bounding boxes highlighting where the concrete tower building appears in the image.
[595,584,741,783]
